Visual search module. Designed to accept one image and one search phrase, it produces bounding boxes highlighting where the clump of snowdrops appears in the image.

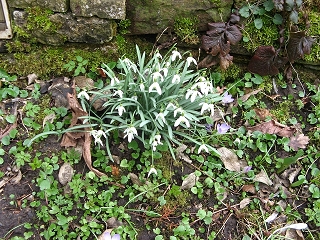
[78,46,232,165]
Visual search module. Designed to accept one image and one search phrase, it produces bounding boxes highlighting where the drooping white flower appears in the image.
[151,134,163,151]
[200,102,214,115]
[172,74,180,84]
[152,72,164,82]
[116,105,126,116]
[139,83,145,91]
[186,89,202,102]
[173,107,184,117]
[186,56,197,67]
[113,90,123,98]
[110,77,120,86]
[124,126,138,142]
[161,68,168,77]
[198,144,209,154]
[156,112,166,123]
[155,52,162,59]
[77,90,90,100]
[90,130,107,146]
[171,50,182,61]
[149,81,162,95]
[194,81,213,95]
[147,167,158,178]
[174,115,190,128]
[166,102,177,110]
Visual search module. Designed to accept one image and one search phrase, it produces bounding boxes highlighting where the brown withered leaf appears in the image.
[254,108,274,121]
[288,134,309,151]
[242,184,256,194]
[247,120,295,138]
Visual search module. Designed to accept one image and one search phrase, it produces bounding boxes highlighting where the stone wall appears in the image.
[3,0,233,45]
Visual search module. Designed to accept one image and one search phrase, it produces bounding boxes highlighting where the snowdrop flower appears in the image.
[161,68,168,77]
[194,81,213,95]
[147,167,157,178]
[172,74,181,84]
[217,123,230,134]
[171,50,182,61]
[199,102,214,115]
[198,144,209,154]
[174,115,190,128]
[186,56,197,67]
[90,130,106,146]
[166,102,177,110]
[113,90,123,98]
[156,112,166,123]
[152,72,164,82]
[124,126,138,142]
[132,95,138,101]
[100,232,120,240]
[151,134,163,151]
[186,89,202,102]
[149,81,162,95]
[110,77,120,86]
[173,107,184,117]
[222,92,234,103]
[116,105,126,116]
[155,52,162,59]
[77,90,90,100]
[139,82,145,91]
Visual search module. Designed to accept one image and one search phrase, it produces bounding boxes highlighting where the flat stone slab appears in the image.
[70,0,126,19]
[7,0,68,12]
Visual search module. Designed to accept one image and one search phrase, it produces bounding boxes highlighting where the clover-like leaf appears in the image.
[287,31,315,62]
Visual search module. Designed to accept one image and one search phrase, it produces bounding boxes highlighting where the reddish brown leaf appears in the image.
[288,134,309,150]
[287,30,314,62]
[247,120,295,137]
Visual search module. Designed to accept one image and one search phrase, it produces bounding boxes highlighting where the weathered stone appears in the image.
[126,0,234,35]
[7,0,68,12]
[70,0,126,19]
[13,11,116,45]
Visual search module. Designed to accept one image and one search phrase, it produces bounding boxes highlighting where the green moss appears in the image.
[174,16,199,45]
[25,6,59,33]
[270,100,293,123]
[303,11,320,63]
[242,15,279,52]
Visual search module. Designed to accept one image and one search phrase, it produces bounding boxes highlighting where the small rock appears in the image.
[58,163,74,185]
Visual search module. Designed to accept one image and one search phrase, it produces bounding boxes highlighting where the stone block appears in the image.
[7,0,68,12]
[70,0,126,19]
[126,0,234,35]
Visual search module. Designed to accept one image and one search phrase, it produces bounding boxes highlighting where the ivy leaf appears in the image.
[287,31,315,62]
[263,0,274,11]
[289,10,299,24]
[248,46,287,76]
[239,6,250,18]
[273,13,283,25]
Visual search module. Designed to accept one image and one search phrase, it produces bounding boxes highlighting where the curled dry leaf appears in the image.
[42,113,56,128]
[288,134,309,151]
[247,120,295,138]
[254,170,273,186]
[239,198,251,209]
[181,172,198,190]
[27,73,38,85]
[10,170,22,185]
[129,173,142,186]
[217,147,244,172]
[242,184,256,194]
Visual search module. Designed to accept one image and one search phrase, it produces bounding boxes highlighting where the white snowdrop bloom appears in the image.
[161,68,168,77]
[171,50,182,61]
[156,112,166,123]
[172,74,181,84]
[186,56,197,67]
[165,61,171,68]
[147,167,157,178]
[113,90,123,98]
[139,83,145,91]
[124,126,138,142]
[90,130,107,146]
[116,105,126,116]
[155,52,162,59]
[154,134,162,144]
[173,107,184,117]
[77,90,90,100]
[149,81,162,95]
[132,95,138,101]
[174,115,190,128]
[200,102,214,115]
[198,144,209,154]
[166,102,177,110]
[195,81,213,95]
[186,89,202,102]
[152,72,164,82]
[110,77,120,86]
[151,135,163,151]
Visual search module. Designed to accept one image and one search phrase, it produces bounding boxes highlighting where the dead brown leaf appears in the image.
[239,89,262,102]
[288,134,310,150]
[242,184,256,194]
[254,108,274,121]
[247,120,295,138]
